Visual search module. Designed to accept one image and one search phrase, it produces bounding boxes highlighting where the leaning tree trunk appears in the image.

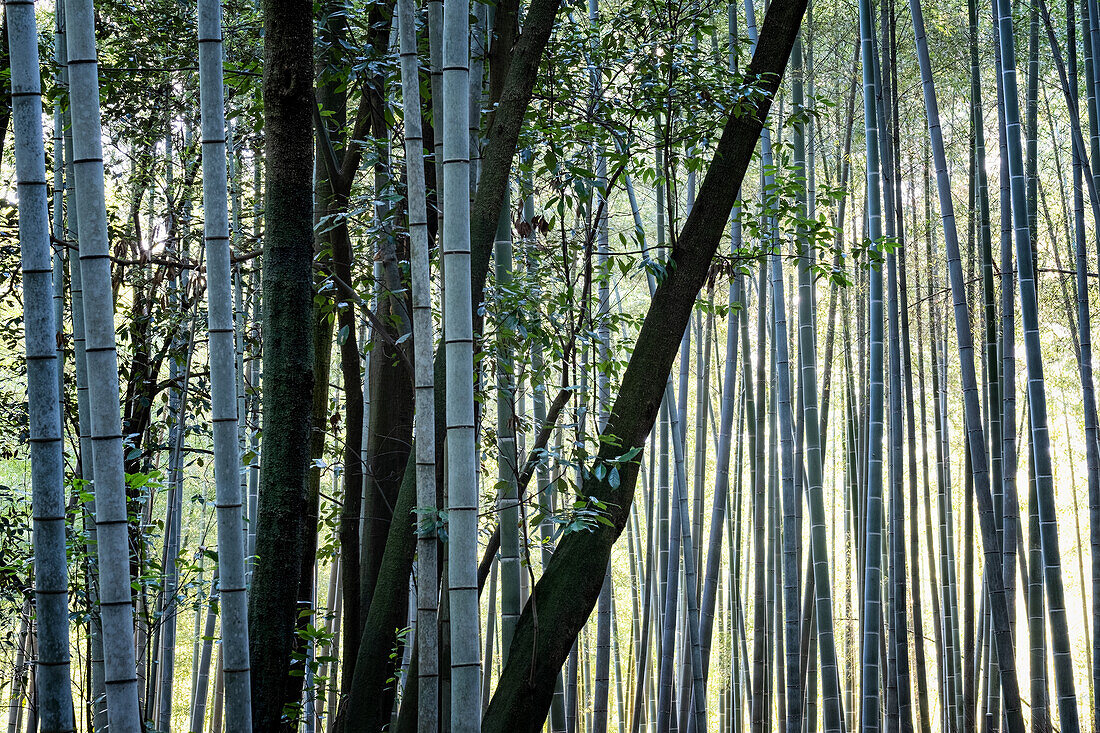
[197,0,252,727]
[341,0,563,721]
[64,0,142,725]
[482,0,808,726]
[7,2,75,729]
[248,0,316,727]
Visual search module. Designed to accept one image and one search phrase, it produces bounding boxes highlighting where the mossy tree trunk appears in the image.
[247,0,316,727]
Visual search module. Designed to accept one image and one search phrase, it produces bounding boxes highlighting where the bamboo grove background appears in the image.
[3,0,1100,728]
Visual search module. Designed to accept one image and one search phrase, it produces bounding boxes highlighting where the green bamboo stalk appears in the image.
[858,0,886,725]
[994,0,1083,724]
[911,0,1026,729]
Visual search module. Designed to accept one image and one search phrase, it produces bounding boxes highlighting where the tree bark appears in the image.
[339,0,565,723]
[247,0,316,727]
[481,0,808,726]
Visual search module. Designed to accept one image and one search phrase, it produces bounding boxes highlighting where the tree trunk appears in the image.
[248,0,316,726]
[482,0,809,726]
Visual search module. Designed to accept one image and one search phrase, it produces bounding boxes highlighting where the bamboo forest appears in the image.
[9,0,1100,727]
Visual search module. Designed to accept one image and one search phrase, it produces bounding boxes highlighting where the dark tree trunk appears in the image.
[359,325,414,608]
[481,0,808,727]
[336,0,564,725]
[314,0,369,701]
[248,0,316,728]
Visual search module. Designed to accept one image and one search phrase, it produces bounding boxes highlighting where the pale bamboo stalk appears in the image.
[229,121,248,564]
[699,274,740,676]
[190,572,219,733]
[497,194,522,659]
[770,225,802,733]
[523,163,568,733]
[691,304,712,605]
[60,7,105,718]
[50,11,65,395]
[611,589,626,733]
[654,449,680,733]
[396,1,439,727]
[197,0,252,725]
[19,633,35,733]
[315,557,340,730]
[191,565,204,715]
[155,98,191,733]
[209,653,224,733]
[592,0,612,723]
[567,642,578,733]
[443,0,478,717]
[6,605,30,733]
[428,0,443,239]
[857,0,886,726]
[7,1,75,727]
[664,381,706,733]
[768,302,783,733]
[301,565,317,733]
[1038,2,1100,723]
[64,0,142,722]
[468,0,486,195]
[483,558,497,714]
[246,158,261,578]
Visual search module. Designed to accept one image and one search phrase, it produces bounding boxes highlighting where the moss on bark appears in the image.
[247,0,316,728]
